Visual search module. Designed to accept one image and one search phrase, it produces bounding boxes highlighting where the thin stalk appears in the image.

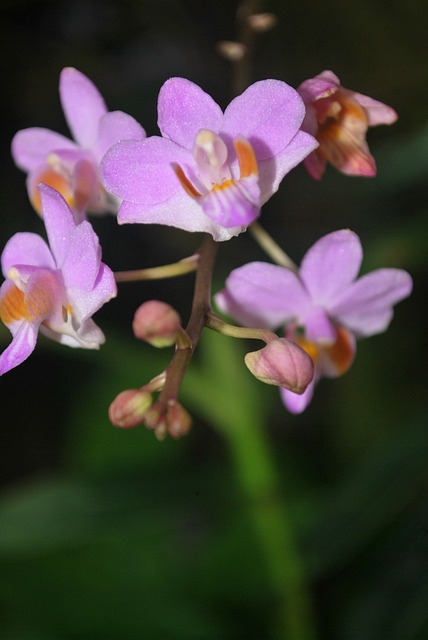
[249,222,298,271]
[114,255,199,283]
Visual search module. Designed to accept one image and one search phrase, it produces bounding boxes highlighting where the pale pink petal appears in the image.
[351,92,398,126]
[158,77,223,149]
[61,221,101,291]
[38,184,75,267]
[1,233,54,277]
[101,137,191,204]
[59,67,107,148]
[117,191,244,241]
[0,320,39,375]
[222,80,307,160]
[330,268,413,337]
[280,379,315,414]
[11,128,77,172]
[258,130,319,202]
[94,111,146,161]
[215,262,310,329]
[300,230,363,306]
[297,70,340,104]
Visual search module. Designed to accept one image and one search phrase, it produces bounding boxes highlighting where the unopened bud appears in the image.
[109,388,153,428]
[143,399,192,440]
[244,338,314,394]
[133,300,182,348]
[216,41,247,61]
[247,13,278,32]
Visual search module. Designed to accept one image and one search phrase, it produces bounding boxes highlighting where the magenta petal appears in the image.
[280,379,315,414]
[300,230,363,305]
[330,268,413,337]
[216,262,310,329]
[158,78,223,149]
[95,111,146,161]
[200,175,260,227]
[1,233,54,277]
[222,80,306,160]
[60,67,107,148]
[38,185,75,267]
[68,262,116,325]
[0,320,39,375]
[101,137,191,204]
[11,128,77,172]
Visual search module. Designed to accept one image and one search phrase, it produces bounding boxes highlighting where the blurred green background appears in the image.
[0,1,427,638]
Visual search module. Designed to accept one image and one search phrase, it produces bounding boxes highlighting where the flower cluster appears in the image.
[0,63,412,435]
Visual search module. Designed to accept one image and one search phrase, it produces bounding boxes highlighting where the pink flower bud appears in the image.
[132,300,182,348]
[143,399,192,440]
[108,388,153,428]
[244,338,314,394]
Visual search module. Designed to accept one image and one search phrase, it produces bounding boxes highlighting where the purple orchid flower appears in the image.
[11,67,146,222]
[215,229,412,413]
[0,184,117,375]
[297,70,398,179]
[100,77,318,241]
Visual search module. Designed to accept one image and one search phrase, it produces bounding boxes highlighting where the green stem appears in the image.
[205,312,277,343]
[114,255,199,283]
[249,222,298,271]
[218,416,317,640]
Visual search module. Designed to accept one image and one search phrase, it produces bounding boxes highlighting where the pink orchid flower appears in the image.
[100,77,318,241]
[297,70,397,179]
[0,184,117,375]
[11,67,146,222]
[215,229,412,413]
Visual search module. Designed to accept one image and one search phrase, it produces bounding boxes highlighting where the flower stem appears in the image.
[156,235,218,405]
[249,222,298,271]
[218,415,317,640]
[114,255,199,283]
[205,311,277,343]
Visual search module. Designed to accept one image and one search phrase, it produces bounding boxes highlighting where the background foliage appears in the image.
[0,1,427,638]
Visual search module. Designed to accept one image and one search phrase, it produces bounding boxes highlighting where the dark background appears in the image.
[0,1,427,638]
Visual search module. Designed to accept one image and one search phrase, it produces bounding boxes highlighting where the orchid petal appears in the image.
[297,70,340,104]
[0,320,39,375]
[330,268,413,337]
[101,137,191,204]
[94,111,146,161]
[67,262,117,324]
[61,221,101,291]
[59,67,107,148]
[1,233,54,277]
[258,130,319,202]
[351,92,398,126]
[280,379,315,414]
[222,80,307,160]
[300,230,363,305]
[158,77,223,149]
[117,191,244,241]
[216,262,310,329]
[11,128,77,172]
[38,184,75,267]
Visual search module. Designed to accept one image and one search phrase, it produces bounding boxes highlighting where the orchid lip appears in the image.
[173,130,260,227]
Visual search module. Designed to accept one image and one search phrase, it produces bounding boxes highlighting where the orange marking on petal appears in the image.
[173,164,202,198]
[234,138,258,179]
[293,336,321,364]
[31,167,75,214]
[211,179,235,192]
[324,327,355,375]
[0,284,29,324]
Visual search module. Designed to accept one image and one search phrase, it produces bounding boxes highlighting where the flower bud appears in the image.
[247,13,278,32]
[143,399,192,440]
[133,300,182,348]
[244,338,314,394]
[216,41,247,61]
[108,388,153,428]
